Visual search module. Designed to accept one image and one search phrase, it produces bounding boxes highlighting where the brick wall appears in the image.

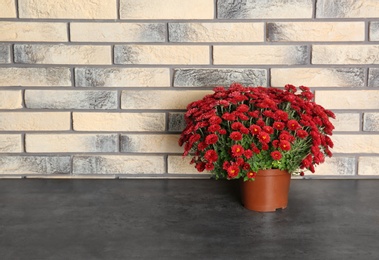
[0,0,378,178]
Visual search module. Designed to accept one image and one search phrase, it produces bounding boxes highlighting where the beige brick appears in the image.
[169,23,264,42]
[267,22,364,42]
[71,23,165,42]
[271,68,364,87]
[0,68,71,87]
[0,156,70,175]
[332,135,379,153]
[218,0,313,19]
[114,45,209,65]
[0,112,70,131]
[121,90,211,109]
[15,45,111,65]
[168,156,206,174]
[315,90,379,110]
[75,68,170,87]
[0,0,16,18]
[363,113,379,131]
[317,0,379,18]
[358,157,379,175]
[213,45,308,65]
[121,134,181,153]
[73,155,164,174]
[73,113,165,132]
[0,91,22,109]
[26,134,118,153]
[0,22,67,42]
[120,0,213,19]
[332,113,360,132]
[313,45,379,64]
[0,135,22,153]
[19,0,117,19]
[370,22,379,41]
[25,90,117,109]
[304,157,355,176]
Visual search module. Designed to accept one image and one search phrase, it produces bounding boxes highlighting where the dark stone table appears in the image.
[0,179,378,259]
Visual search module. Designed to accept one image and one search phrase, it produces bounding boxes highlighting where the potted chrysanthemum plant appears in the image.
[179,83,335,212]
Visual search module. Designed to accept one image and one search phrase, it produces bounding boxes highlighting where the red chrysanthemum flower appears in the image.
[205,134,218,145]
[208,124,221,133]
[230,131,243,141]
[197,142,207,151]
[247,171,256,179]
[244,149,253,159]
[195,162,205,172]
[249,125,261,135]
[296,129,308,139]
[205,163,214,171]
[287,119,301,130]
[263,126,274,134]
[231,144,244,157]
[223,161,231,170]
[227,165,239,179]
[236,104,249,113]
[279,140,291,151]
[240,126,249,134]
[271,151,282,160]
[236,157,245,166]
[209,116,222,125]
[204,149,218,162]
[231,122,243,130]
[258,132,270,143]
[219,129,227,135]
[273,121,285,130]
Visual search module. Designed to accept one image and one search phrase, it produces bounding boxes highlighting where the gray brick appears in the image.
[168,113,185,132]
[369,68,379,87]
[363,113,379,131]
[173,69,267,87]
[25,90,117,109]
[0,156,70,175]
[75,68,169,87]
[217,0,312,19]
[73,155,165,174]
[0,44,10,63]
[370,22,379,41]
[316,0,379,18]
[120,134,181,153]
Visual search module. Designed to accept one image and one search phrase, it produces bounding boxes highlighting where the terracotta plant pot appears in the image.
[240,169,291,212]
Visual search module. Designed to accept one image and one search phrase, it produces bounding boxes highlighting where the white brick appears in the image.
[19,0,117,19]
[120,0,214,19]
[0,68,71,87]
[0,91,23,109]
[0,0,16,18]
[358,157,379,175]
[168,156,205,174]
[271,68,364,87]
[15,45,112,65]
[332,135,379,154]
[332,113,360,132]
[71,23,165,42]
[0,112,70,131]
[0,22,67,42]
[315,90,379,110]
[121,90,211,110]
[317,0,379,18]
[313,45,379,64]
[73,113,165,132]
[169,23,264,42]
[0,135,22,153]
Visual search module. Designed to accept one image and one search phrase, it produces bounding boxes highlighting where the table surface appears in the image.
[0,179,378,260]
